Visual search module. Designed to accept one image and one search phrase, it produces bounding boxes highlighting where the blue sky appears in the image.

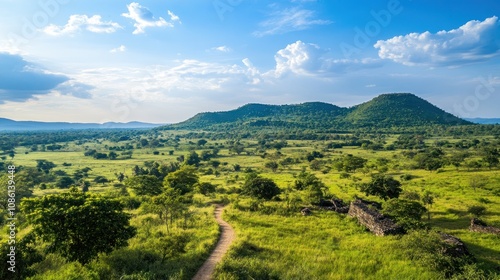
[0,0,499,123]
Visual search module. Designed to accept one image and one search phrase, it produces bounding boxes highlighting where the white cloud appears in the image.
[374,16,500,66]
[253,7,331,37]
[122,2,180,34]
[44,15,122,36]
[110,45,127,53]
[272,40,382,77]
[212,46,231,52]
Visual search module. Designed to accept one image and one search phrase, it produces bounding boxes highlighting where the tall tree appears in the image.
[360,175,402,200]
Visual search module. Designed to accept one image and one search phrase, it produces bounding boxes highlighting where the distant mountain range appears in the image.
[0,118,164,131]
[162,93,473,131]
[465,118,500,124]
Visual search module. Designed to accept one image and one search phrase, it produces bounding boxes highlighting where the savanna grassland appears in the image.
[1,127,499,280]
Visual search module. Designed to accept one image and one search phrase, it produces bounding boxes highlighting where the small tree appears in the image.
[196,182,217,196]
[163,165,199,195]
[55,176,75,189]
[21,188,136,264]
[93,176,109,185]
[360,175,402,200]
[264,161,279,172]
[36,159,56,174]
[382,199,427,230]
[150,188,185,233]
[421,191,434,220]
[185,151,200,166]
[125,175,163,196]
[242,175,281,200]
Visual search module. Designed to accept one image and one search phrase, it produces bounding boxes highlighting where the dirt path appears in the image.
[192,204,235,280]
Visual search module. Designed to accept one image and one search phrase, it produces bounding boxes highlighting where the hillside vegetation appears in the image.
[164,93,470,131]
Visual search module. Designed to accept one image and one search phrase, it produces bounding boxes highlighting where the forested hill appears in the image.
[162,93,471,131]
[344,93,470,127]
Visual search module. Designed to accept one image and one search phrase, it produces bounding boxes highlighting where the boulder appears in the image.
[470,218,500,235]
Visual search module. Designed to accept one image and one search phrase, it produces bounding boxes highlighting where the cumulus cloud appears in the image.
[110,45,127,53]
[53,80,94,99]
[253,7,331,37]
[0,53,69,102]
[44,15,122,36]
[0,53,95,103]
[122,2,180,34]
[273,40,381,77]
[374,16,500,66]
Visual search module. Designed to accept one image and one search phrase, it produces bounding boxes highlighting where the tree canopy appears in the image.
[21,188,136,264]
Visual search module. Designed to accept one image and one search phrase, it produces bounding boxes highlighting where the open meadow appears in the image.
[1,128,499,279]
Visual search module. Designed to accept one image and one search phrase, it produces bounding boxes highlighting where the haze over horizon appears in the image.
[1,0,499,123]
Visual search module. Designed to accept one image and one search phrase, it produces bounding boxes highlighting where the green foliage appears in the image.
[196,182,217,196]
[163,165,199,195]
[185,151,201,166]
[125,175,163,196]
[21,188,136,264]
[360,175,402,200]
[36,159,56,174]
[333,154,367,172]
[55,176,75,189]
[242,175,281,200]
[382,199,427,230]
[400,231,475,278]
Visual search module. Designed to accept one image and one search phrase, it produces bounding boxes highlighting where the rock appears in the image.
[439,233,472,258]
[470,218,500,235]
[301,208,312,216]
[348,199,403,236]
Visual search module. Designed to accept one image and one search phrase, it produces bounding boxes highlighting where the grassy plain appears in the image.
[4,131,500,279]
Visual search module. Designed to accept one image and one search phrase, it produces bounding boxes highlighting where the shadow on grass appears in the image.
[466,242,500,273]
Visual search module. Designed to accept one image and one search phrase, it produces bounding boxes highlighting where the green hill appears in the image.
[164,93,471,131]
[344,93,470,127]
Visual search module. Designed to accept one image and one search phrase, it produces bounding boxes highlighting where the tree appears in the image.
[382,199,427,230]
[125,175,163,196]
[334,154,367,172]
[421,191,435,220]
[197,139,208,146]
[149,187,185,232]
[264,161,279,172]
[108,151,118,160]
[185,151,201,166]
[482,148,499,169]
[55,176,75,189]
[196,182,217,196]
[36,159,56,174]
[360,175,402,200]
[21,188,136,264]
[242,175,281,200]
[294,171,327,204]
[0,175,32,210]
[115,172,126,182]
[163,165,199,195]
[93,175,109,185]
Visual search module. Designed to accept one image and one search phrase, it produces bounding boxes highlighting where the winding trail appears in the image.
[192,204,235,280]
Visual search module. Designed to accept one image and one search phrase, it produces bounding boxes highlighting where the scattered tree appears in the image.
[21,188,136,264]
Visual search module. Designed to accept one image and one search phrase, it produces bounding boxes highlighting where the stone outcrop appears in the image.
[318,198,349,213]
[348,199,403,236]
[301,208,312,216]
[469,218,500,235]
[439,233,472,258]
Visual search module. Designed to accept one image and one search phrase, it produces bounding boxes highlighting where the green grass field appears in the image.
[2,132,500,279]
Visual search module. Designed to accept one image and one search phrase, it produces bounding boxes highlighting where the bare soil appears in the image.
[192,204,235,280]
